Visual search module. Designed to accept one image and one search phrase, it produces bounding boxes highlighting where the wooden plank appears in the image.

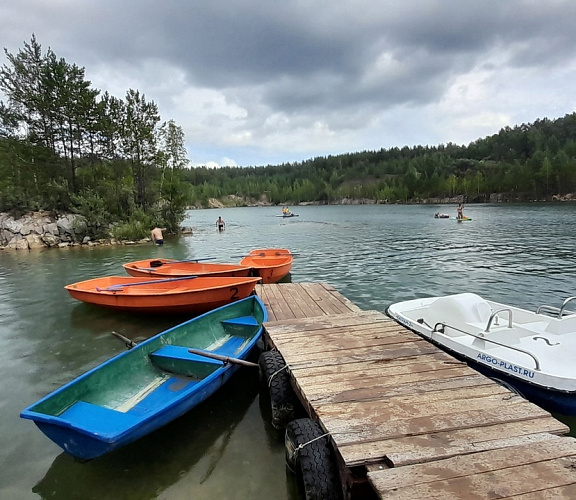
[319,282,363,313]
[291,357,468,385]
[255,283,278,321]
[280,283,329,318]
[272,329,423,358]
[266,283,298,320]
[298,282,357,315]
[327,400,553,446]
[292,352,465,379]
[506,484,576,499]
[271,284,311,319]
[264,309,385,332]
[368,439,576,499]
[276,341,442,368]
[300,282,360,315]
[339,419,570,466]
[269,316,399,337]
[300,371,496,405]
[369,435,576,488]
[316,385,517,421]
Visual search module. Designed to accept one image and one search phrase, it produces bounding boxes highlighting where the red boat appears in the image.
[239,248,293,284]
[123,258,251,278]
[65,275,261,314]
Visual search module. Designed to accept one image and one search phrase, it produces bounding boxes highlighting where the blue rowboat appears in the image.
[21,295,267,460]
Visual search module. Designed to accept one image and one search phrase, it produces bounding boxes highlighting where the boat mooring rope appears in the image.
[293,432,331,458]
[267,363,290,387]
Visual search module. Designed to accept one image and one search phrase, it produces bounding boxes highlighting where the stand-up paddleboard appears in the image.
[456,217,472,222]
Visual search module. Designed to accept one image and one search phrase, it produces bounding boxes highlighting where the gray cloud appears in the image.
[2,1,576,165]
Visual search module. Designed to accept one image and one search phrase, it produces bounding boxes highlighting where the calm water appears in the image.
[1,203,576,499]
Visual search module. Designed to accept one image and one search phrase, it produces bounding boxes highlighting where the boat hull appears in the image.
[123,259,252,278]
[21,295,268,460]
[239,248,293,284]
[387,293,576,416]
[65,276,261,314]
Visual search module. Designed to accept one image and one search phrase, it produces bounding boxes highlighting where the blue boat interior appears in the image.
[50,314,261,439]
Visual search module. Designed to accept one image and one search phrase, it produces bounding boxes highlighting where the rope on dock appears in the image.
[267,363,290,388]
[293,432,331,459]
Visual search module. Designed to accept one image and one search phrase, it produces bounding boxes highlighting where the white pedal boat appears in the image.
[387,293,576,415]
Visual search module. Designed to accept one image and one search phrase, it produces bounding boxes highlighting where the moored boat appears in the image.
[21,295,267,460]
[387,292,576,415]
[239,248,293,284]
[123,259,252,278]
[65,275,261,314]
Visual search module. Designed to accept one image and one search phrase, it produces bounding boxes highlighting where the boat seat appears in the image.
[149,345,223,378]
[218,335,250,356]
[428,293,491,337]
[58,401,142,437]
[545,316,576,335]
[221,315,260,336]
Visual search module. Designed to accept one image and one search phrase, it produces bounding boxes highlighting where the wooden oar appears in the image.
[230,252,296,258]
[111,331,138,349]
[230,253,267,258]
[96,275,198,291]
[150,257,217,267]
[188,348,258,367]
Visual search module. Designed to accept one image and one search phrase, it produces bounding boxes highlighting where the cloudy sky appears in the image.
[2,1,576,167]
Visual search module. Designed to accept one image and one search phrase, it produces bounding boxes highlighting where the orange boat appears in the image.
[123,258,252,278]
[65,275,261,314]
[239,248,293,284]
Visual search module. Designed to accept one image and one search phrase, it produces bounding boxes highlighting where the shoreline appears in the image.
[2,196,573,251]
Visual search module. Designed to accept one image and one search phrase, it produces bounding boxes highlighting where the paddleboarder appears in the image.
[456,203,464,220]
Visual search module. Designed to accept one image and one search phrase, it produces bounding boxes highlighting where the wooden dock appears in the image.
[256,283,576,499]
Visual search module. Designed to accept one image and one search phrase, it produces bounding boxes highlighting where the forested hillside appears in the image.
[182,113,576,206]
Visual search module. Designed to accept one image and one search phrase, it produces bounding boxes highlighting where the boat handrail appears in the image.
[559,296,576,317]
[432,322,541,371]
[536,296,576,318]
[484,308,513,333]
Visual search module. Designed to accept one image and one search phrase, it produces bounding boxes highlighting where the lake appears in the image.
[1,203,576,499]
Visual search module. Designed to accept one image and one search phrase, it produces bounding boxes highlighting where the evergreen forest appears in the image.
[1,36,576,239]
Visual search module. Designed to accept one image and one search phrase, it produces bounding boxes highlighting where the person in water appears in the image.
[216,216,225,231]
[151,226,165,245]
[456,203,464,220]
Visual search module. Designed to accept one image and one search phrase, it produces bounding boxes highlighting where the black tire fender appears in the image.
[258,350,295,429]
[285,418,342,500]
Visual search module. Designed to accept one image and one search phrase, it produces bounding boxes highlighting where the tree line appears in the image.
[0,35,189,238]
[1,36,576,241]
[180,113,576,206]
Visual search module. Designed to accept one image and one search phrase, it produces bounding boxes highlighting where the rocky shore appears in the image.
[0,212,149,251]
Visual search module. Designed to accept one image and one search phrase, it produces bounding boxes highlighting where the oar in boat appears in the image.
[149,257,217,267]
[188,348,259,368]
[230,253,267,258]
[96,275,198,291]
[230,252,298,258]
[111,331,138,349]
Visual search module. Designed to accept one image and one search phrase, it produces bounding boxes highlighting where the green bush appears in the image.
[110,208,156,240]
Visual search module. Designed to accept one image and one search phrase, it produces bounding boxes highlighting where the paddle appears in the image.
[188,348,259,367]
[96,275,198,291]
[149,257,217,267]
[230,252,298,258]
[111,331,138,349]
